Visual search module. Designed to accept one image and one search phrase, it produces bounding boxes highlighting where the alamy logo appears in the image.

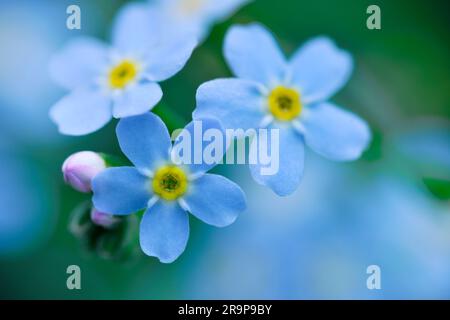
[366,265,381,290]
[66,5,81,30]
[170,121,280,176]
[366,5,381,30]
[66,265,81,290]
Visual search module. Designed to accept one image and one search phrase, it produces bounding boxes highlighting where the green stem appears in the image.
[152,102,188,132]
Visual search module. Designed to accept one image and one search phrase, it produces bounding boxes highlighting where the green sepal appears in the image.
[99,153,130,168]
[68,201,142,261]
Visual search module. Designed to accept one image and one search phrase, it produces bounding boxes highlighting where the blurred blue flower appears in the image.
[0,1,80,142]
[0,151,55,256]
[181,158,450,299]
[392,117,450,180]
[49,4,197,135]
[194,23,371,196]
[92,113,246,263]
[149,0,251,41]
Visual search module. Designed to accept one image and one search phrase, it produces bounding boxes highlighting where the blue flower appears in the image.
[49,3,197,136]
[149,0,251,41]
[194,23,371,196]
[92,113,247,263]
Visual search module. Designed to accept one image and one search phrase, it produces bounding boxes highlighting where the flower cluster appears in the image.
[52,1,371,262]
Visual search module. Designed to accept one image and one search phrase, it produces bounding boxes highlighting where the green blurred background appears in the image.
[0,0,449,299]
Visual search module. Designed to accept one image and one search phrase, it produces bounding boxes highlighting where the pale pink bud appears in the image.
[62,151,106,192]
[90,207,120,229]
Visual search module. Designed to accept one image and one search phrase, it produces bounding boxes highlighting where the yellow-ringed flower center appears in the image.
[268,86,302,121]
[108,60,138,89]
[152,165,188,201]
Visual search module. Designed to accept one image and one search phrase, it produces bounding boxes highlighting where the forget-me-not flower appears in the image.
[147,0,251,41]
[92,112,246,263]
[49,4,197,135]
[194,23,371,196]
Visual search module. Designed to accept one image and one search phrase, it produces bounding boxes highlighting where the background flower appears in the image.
[194,23,371,196]
[49,2,197,135]
[0,149,56,257]
[148,0,252,41]
[181,161,450,299]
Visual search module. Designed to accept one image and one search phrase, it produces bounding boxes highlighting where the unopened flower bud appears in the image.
[62,151,106,192]
[90,207,120,229]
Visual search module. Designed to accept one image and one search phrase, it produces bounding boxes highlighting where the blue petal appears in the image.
[144,36,197,82]
[171,118,226,175]
[49,88,111,136]
[194,78,266,131]
[188,0,251,40]
[116,113,171,171]
[184,174,246,227]
[394,121,450,179]
[113,3,197,81]
[201,0,251,22]
[112,3,164,53]
[289,37,353,103]
[49,37,109,90]
[139,201,189,263]
[249,126,305,196]
[112,82,162,118]
[301,102,371,161]
[92,167,151,215]
[224,23,287,85]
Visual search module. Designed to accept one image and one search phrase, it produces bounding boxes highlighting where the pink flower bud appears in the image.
[90,207,120,229]
[62,151,106,192]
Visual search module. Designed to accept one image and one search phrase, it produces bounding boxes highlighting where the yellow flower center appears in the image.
[152,165,188,201]
[179,0,204,15]
[108,60,138,89]
[268,86,302,121]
